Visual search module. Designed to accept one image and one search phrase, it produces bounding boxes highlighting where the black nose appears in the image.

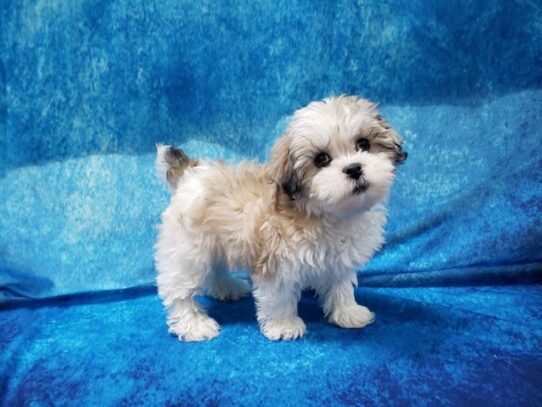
[343,163,363,179]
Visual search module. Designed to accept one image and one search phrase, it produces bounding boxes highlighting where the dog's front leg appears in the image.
[322,274,375,329]
[253,275,306,341]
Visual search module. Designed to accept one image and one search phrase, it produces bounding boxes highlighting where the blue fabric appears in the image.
[1,0,541,405]
[2,286,542,405]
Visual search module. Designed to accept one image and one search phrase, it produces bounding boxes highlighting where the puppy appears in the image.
[155,95,407,341]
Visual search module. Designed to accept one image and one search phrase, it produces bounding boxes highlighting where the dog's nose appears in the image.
[343,163,363,179]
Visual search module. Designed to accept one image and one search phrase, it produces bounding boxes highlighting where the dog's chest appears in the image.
[292,210,386,281]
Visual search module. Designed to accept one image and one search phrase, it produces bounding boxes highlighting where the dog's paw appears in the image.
[207,277,251,301]
[168,315,220,342]
[328,304,375,329]
[260,317,306,341]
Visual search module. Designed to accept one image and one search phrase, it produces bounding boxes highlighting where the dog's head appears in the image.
[266,95,407,217]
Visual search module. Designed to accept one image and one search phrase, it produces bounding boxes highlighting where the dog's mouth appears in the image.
[352,182,369,194]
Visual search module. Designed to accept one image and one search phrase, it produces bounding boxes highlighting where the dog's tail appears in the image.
[156,144,196,190]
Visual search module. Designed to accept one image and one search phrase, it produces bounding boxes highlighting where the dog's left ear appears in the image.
[394,142,408,164]
[266,134,302,201]
[375,114,408,165]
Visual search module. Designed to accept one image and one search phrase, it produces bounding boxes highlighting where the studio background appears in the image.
[1,1,541,405]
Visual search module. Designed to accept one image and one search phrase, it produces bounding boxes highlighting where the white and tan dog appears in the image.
[155,95,407,341]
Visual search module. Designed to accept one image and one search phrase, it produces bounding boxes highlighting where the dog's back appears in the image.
[156,145,269,269]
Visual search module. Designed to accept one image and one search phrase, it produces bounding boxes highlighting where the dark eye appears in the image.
[356,138,370,152]
[314,152,332,168]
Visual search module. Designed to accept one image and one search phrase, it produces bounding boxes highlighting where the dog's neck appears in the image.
[272,186,367,228]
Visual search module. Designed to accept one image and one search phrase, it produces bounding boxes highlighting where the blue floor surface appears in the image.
[2,285,541,406]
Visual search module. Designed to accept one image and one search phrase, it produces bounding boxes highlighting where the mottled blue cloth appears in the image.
[2,286,542,406]
[1,0,541,405]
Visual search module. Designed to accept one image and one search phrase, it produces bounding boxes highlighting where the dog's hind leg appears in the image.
[206,264,251,301]
[155,233,220,342]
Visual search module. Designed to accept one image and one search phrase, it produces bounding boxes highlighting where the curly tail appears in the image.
[156,144,197,190]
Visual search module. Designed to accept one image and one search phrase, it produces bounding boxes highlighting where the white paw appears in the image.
[260,317,306,341]
[207,277,251,301]
[329,304,375,329]
[168,315,220,342]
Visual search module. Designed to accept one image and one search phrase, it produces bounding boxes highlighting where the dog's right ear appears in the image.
[266,134,302,201]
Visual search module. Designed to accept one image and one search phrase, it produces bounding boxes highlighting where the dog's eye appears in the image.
[314,152,332,168]
[356,138,370,152]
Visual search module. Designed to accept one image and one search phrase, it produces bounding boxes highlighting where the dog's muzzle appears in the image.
[343,163,363,180]
[343,164,368,194]
[353,181,369,194]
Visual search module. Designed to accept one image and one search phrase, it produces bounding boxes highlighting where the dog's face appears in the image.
[267,95,407,217]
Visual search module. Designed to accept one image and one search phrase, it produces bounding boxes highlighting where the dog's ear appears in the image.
[393,140,408,164]
[375,114,408,165]
[266,134,302,201]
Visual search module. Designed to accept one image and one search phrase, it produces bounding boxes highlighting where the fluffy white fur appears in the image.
[154,95,406,341]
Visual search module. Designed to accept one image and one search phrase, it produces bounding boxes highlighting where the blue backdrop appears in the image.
[1,1,541,405]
